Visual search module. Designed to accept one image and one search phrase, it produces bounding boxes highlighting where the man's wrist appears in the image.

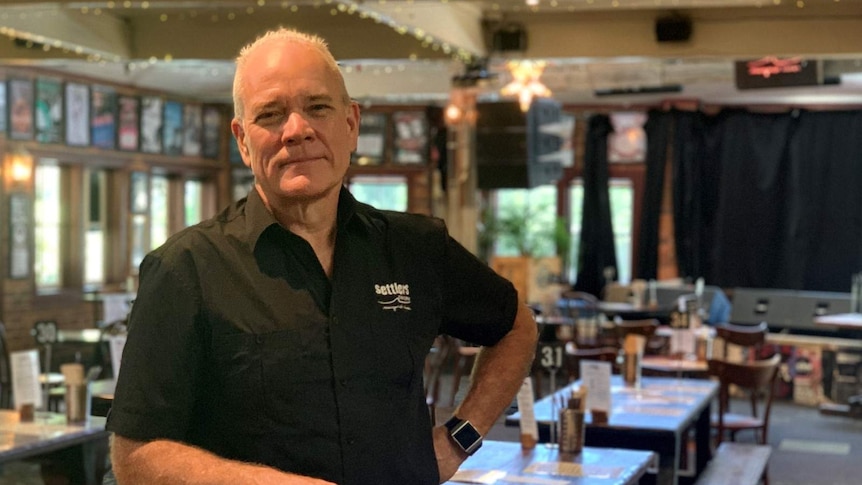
[443,416,483,456]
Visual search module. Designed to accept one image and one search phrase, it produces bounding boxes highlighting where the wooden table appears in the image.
[0,410,109,484]
[507,376,718,485]
[814,313,862,331]
[597,302,675,323]
[640,356,709,378]
[445,440,655,485]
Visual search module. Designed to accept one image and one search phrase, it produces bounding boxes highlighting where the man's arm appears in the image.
[434,298,538,481]
[110,435,336,485]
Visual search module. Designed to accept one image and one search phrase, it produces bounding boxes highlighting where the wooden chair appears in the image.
[448,339,481,407]
[424,335,453,424]
[613,318,663,354]
[708,353,781,445]
[0,321,12,409]
[563,345,619,383]
[713,321,768,362]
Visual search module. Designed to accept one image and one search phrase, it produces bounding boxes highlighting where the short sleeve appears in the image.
[106,251,205,441]
[438,234,518,346]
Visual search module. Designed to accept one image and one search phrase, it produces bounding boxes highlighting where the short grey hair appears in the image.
[232,27,350,119]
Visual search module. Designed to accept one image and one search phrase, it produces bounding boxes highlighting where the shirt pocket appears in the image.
[210,332,266,423]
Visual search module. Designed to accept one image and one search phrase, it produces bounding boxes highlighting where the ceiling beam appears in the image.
[0,6,130,60]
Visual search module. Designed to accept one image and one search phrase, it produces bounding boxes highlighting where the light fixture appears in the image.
[5,146,33,186]
[500,60,552,112]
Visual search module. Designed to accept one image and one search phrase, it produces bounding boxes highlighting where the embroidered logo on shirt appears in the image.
[375,282,412,311]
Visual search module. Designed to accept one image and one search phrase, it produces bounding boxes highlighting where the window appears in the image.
[569,178,634,283]
[84,168,107,286]
[184,179,203,227]
[349,175,408,211]
[150,174,170,249]
[34,161,62,290]
[492,186,557,258]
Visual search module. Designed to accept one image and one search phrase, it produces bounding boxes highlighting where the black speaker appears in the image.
[655,16,692,43]
[492,26,527,52]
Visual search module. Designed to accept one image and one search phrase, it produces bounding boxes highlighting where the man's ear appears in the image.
[230,118,252,168]
[347,101,361,152]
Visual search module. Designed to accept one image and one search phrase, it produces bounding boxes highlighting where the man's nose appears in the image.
[281,112,314,145]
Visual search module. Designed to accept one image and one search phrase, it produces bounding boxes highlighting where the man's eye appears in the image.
[254,112,281,123]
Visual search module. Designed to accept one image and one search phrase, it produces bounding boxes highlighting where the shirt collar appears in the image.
[244,185,361,248]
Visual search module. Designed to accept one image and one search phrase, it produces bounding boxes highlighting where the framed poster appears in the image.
[91,85,118,149]
[352,112,387,166]
[163,100,183,155]
[118,95,140,151]
[8,193,30,279]
[202,104,222,159]
[35,78,64,144]
[65,82,90,146]
[140,96,163,153]
[182,103,202,157]
[9,78,34,140]
[0,80,6,133]
[392,110,428,164]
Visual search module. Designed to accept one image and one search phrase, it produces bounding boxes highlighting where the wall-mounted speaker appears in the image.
[492,25,527,52]
[655,16,692,43]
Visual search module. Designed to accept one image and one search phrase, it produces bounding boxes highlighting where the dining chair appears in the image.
[448,339,481,407]
[708,353,781,444]
[562,345,619,383]
[0,321,12,409]
[613,318,662,354]
[713,321,768,362]
[424,335,453,424]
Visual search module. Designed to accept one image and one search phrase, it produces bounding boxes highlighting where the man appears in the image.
[107,28,537,485]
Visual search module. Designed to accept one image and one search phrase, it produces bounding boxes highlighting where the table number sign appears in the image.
[10,349,43,409]
[579,360,612,414]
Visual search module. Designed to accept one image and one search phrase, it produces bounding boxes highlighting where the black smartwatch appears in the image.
[444,416,483,455]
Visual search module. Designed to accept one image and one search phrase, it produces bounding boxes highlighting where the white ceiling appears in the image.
[1,0,861,107]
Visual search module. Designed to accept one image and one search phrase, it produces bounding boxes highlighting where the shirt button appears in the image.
[331,316,339,325]
[340,379,349,387]
[347,438,356,445]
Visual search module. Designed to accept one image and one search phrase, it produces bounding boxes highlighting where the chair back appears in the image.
[708,353,781,445]
[714,321,767,361]
[614,318,661,354]
[0,322,11,409]
[563,346,619,383]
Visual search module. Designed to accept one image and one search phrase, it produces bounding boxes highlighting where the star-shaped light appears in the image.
[500,60,552,112]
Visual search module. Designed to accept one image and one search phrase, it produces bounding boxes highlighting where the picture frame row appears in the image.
[0,77,224,159]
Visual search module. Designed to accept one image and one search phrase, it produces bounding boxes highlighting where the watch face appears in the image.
[452,422,482,453]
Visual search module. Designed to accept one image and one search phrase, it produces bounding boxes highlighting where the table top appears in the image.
[90,379,116,401]
[0,410,108,463]
[445,440,655,485]
[814,313,862,330]
[596,302,675,322]
[640,356,708,374]
[509,376,718,434]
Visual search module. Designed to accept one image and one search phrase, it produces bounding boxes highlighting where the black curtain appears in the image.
[672,108,862,292]
[573,114,617,297]
[635,109,671,279]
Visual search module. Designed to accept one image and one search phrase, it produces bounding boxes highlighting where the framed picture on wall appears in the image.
[352,112,387,166]
[202,104,222,159]
[0,80,7,134]
[140,95,163,153]
[163,100,183,155]
[35,77,64,144]
[392,110,428,164]
[91,85,118,150]
[182,103,202,157]
[9,78,34,140]
[118,95,140,151]
[65,82,90,146]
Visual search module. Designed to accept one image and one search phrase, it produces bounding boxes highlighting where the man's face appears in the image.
[231,40,359,204]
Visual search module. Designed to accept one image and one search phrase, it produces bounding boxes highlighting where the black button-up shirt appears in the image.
[107,187,518,485]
